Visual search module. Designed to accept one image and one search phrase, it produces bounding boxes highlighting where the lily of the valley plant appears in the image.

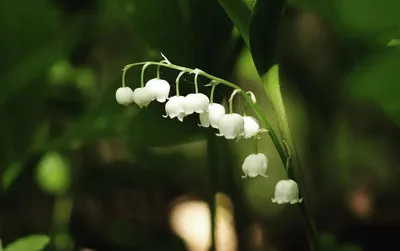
[116,54,303,207]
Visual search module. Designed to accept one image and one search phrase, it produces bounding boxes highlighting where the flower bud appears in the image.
[132,87,152,108]
[243,116,260,138]
[115,87,134,106]
[271,179,303,204]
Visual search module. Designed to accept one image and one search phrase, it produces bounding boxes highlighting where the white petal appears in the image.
[145,78,171,102]
[115,87,134,106]
[217,113,244,140]
[194,93,210,113]
[243,116,260,138]
[272,179,302,204]
[165,95,186,120]
[183,93,197,115]
[132,87,152,108]
[199,112,210,127]
[241,153,267,178]
[208,103,226,128]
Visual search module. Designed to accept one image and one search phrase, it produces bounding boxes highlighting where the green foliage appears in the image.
[331,0,400,39]
[3,235,50,251]
[2,162,23,192]
[130,0,193,64]
[36,152,70,195]
[249,0,286,75]
[349,48,400,125]
[216,0,251,47]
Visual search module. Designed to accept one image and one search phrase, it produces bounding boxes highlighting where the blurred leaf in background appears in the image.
[3,235,50,251]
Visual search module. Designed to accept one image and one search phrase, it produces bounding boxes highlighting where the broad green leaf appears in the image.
[4,235,50,251]
[216,0,251,47]
[331,0,400,38]
[261,65,319,250]
[130,0,193,64]
[349,48,400,126]
[188,0,239,73]
[249,0,287,75]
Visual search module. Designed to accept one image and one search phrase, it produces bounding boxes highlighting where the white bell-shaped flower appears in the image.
[132,87,152,108]
[163,95,186,122]
[216,113,244,140]
[183,93,210,115]
[208,103,226,128]
[198,103,226,128]
[199,112,210,127]
[271,179,303,204]
[145,78,171,103]
[115,87,134,106]
[243,116,260,138]
[241,153,268,178]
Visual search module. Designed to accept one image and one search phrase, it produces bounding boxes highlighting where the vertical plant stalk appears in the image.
[261,65,319,250]
[51,195,74,251]
[207,132,218,251]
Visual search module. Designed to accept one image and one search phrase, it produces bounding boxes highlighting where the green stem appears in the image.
[210,82,218,104]
[229,97,234,114]
[175,71,186,96]
[122,69,127,87]
[123,61,287,168]
[157,60,167,79]
[262,65,319,251]
[194,71,199,94]
[140,62,151,88]
[254,136,258,154]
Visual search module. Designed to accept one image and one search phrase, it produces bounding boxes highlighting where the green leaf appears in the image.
[0,0,73,98]
[216,0,251,47]
[2,162,23,192]
[130,0,193,64]
[330,0,400,38]
[0,39,70,99]
[261,65,319,250]
[249,0,287,75]
[349,48,400,126]
[4,235,50,251]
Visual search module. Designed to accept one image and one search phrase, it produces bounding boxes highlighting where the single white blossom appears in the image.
[198,103,225,128]
[241,153,268,178]
[115,87,134,106]
[243,116,260,138]
[216,113,244,140]
[183,93,210,115]
[145,78,171,102]
[199,112,210,127]
[271,179,303,204]
[163,96,186,121]
[132,87,152,108]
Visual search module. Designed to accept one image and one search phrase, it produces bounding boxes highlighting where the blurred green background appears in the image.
[1,0,400,250]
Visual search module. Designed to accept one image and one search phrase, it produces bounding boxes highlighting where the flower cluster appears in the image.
[116,59,302,205]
